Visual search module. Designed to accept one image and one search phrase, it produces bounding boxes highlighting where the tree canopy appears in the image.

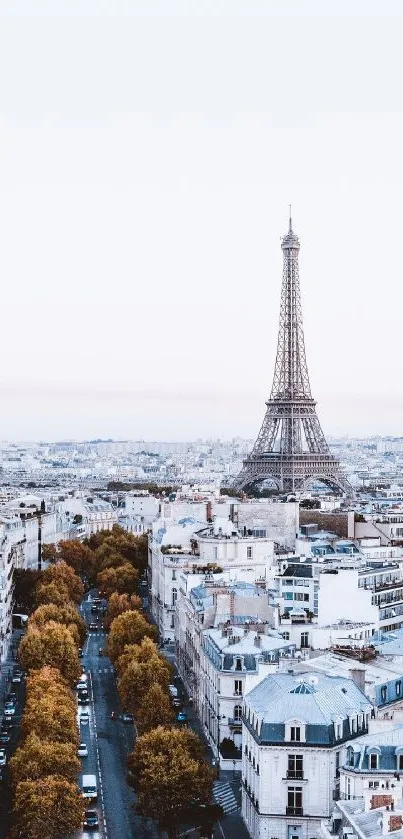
[19,621,81,684]
[10,732,80,785]
[97,562,139,598]
[128,726,213,838]
[107,610,157,663]
[14,775,84,839]
[104,591,142,630]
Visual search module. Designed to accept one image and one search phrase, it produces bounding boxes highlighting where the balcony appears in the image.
[286,806,303,817]
[286,771,304,780]
[228,717,242,729]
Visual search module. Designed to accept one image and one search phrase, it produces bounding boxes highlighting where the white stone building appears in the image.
[242,671,372,839]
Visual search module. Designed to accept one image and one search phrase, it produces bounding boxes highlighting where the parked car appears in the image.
[4,703,15,716]
[2,714,12,726]
[172,697,182,708]
[75,674,88,689]
[0,731,10,744]
[83,810,99,830]
[176,711,188,724]
[121,713,134,724]
[11,670,22,684]
[0,749,6,766]
[78,647,83,658]
[78,691,89,705]
[79,712,90,726]
[78,743,88,757]
[6,693,17,705]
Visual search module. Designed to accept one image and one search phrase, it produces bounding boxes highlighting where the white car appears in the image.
[0,750,6,766]
[4,704,15,716]
[78,743,88,757]
[79,712,90,726]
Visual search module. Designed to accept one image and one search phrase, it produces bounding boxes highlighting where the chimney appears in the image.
[206,501,212,523]
[349,667,366,693]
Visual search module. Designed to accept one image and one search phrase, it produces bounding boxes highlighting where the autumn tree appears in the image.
[24,666,75,709]
[22,693,78,745]
[41,560,84,603]
[136,683,174,734]
[57,539,96,581]
[128,726,213,838]
[107,610,157,663]
[97,562,139,598]
[104,591,142,630]
[30,603,87,645]
[41,543,58,563]
[115,636,162,676]
[19,621,81,684]
[35,581,71,608]
[89,525,148,573]
[118,656,171,714]
[10,732,80,785]
[14,775,83,839]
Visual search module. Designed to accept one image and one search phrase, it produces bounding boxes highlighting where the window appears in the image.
[398,755,403,771]
[284,592,294,601]
[282,632,290,641]
[170,614,175,628]
[380,685,387,703]
[247,546,253,559]
[300,632,309,649]
[234,705,242,721]
[290,726,301,742]
[172,569,176,581]
[288,755,303,779]
[235,680,243,696]
[235,657,243,671]
[287,787,302,815]
[346,777,351,800]
[172,588,177,607]
[347,748,354,767]
[397,681,402,697]
[369,753,378,770]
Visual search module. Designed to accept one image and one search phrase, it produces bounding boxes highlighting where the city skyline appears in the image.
[1,1,403,439]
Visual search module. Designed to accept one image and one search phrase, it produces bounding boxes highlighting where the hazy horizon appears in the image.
[1,0,403,441]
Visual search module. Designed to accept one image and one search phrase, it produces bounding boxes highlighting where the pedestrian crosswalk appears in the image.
[213,781,239,815]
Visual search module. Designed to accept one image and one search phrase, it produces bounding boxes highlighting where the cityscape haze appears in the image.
[1,1,403,439]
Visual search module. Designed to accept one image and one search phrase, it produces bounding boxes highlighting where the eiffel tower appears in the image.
[237,213,352,495]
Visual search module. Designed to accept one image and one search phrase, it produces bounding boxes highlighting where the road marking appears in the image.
[89,670,108,839]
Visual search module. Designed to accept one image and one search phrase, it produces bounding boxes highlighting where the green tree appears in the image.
[136,683,174,734]
[107,610,157,663]
[19,621,81,684]
[128,726,213,839]
[10,732,80,785]
[14,775,83,839]
[13,568,42,613]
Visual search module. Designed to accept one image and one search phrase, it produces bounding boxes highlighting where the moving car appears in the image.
[89,623,99,631]
[121,712,134,724]
[76,674,88,689]
[83,810,99,830]
[0,749,6,766]
[78,743,88,757]
[79,712,90,726]
[11,670,22,683]
[0,731,10,744]
[4,703,15,716]
[82,774,98,800]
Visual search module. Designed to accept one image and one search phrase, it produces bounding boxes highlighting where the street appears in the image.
[78,591,158,839]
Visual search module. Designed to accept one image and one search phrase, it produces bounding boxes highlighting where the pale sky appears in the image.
[0,0,402,441]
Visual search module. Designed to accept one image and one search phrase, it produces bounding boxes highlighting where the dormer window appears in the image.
[369,753,378,770]
[285,719,306,743]
[235,657,243,672]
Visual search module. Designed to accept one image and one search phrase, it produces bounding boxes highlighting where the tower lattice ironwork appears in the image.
[237,214,352,495]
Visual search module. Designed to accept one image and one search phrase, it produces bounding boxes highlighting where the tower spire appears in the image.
[236,217,352,496]
[289,204,292,233]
